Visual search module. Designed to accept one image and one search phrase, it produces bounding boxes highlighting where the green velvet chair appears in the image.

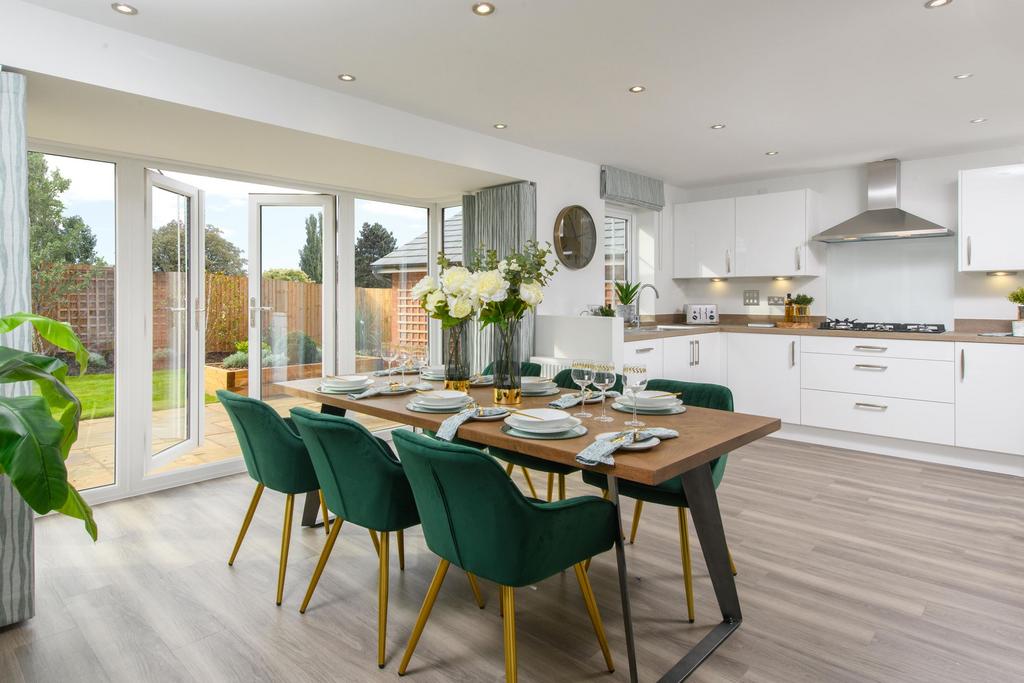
[288,409,484,669]
[481,360,543,377]
[217,390,329,606]
[391,430,617,681]
[552,367,624,394]
[581,379,737,623]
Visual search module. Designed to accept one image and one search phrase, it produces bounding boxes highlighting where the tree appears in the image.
[354,222,397,288]
[151,222,246,275]
[298,213,322,283]
[262,268,311,282]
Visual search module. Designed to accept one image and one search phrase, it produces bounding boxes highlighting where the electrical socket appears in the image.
[743,290,760,306]
[767,296,785,306]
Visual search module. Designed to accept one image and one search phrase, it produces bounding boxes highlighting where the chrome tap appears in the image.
[634,284,660,327]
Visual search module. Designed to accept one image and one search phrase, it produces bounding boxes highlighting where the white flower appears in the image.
[473,269,510,303]
[447,296,473,319]
[508,260,520,272]
[411,275,436,300]
[424,290,445,314]
[440,266,471,296]
[520,280,544,307]
[498,259,509,272]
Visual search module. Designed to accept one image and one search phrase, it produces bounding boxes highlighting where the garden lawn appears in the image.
[56,370,218,420]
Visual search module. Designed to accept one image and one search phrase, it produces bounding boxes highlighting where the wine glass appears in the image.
[397,347,411,386]
[383,343,399,376]
[591,362,616,423]
[623,364,648,428]
[570,360,595,418]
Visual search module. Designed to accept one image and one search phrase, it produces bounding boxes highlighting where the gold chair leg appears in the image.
[678,507,695,623]
[228,483,264,566]
[369,528,381,557]
[318,490,331,535]
[299,517,344,613]
[629,500,644,544]
[466,572,486,608]
[558,473,566,501]
[573,563,615,673]
[728,549,738,576]
[520,467,538,498]
[546,473,554,501]
[505,462,515,476]
[501,586,517,682]
[397,528,405,571]
[277,493,295,606]
[378,531,390,668]
[398,558,451,675]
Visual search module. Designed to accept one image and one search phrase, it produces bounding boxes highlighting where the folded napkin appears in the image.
[548,390,621,409]
[575,427,679,467]
[435,406,506,441]
[348,381,432,399]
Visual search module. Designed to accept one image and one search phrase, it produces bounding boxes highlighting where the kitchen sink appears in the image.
[625,324,696,334]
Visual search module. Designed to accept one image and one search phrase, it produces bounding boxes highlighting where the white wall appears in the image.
[0,0,604,315]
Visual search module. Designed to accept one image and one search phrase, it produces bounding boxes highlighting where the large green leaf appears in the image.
[0,312,89,373]
[0,395,70,515]
[0,348,81,460]
[58,486,98,541]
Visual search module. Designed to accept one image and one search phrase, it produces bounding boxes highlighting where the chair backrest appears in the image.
[482,360,543,377]
[553,367,624,393]
[216,390,319,494]
[289,407,416,531]
[646,379,734,487]
[391,429,536,576]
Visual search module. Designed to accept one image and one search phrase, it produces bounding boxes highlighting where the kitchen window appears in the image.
[604,211,631,306]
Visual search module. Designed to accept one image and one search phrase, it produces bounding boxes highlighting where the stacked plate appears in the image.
[521,376,559,397]
[502,408,585,439]
[614,390,686,415]
[420,365,447,381]
[407,389,472,413]
[319,375,373,394]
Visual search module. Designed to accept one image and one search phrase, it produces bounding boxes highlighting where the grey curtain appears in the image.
[600,164,665,210]
[0,70,35,626]
[463,181,537,372]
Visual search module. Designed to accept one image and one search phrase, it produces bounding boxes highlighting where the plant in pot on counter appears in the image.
[1008,287,1024,336]
[613,281,641,326]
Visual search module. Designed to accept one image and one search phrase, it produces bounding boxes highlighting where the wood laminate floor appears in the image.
[2,436,1022,682]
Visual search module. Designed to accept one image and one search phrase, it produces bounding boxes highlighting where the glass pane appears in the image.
[604,215,629,306]
[442,205,463,265]
[27,152,116,491]
[151,186,191,455]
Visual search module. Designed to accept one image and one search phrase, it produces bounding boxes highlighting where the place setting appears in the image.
[500,408,587,440]
[317,374,374,395]
[519,376,559,397]
[406,389,476,414]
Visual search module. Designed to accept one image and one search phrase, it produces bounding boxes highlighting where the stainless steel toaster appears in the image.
[683,304,718,325]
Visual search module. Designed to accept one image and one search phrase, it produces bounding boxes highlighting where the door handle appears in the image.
[249,297,272,328]
[695,339,701,366]
[789,340,796,367]
[854,345,888,352]
[854,363,888,371]
[635,347,655,353]
[725,249,731,274]
[854,402,888,411]
[688,340,694,367]
[795,246,801,271]
[966,235,972,266]
[960,348,965,380]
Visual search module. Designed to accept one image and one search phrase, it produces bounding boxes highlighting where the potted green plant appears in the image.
[614,281,641,327]
[1008,287,1024,336]
[793,294,815,323]
[0,312,97,540]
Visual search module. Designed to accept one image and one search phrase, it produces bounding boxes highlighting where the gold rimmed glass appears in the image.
[623,364,649,428]
[570,360,595,418]
[591,362,616,423]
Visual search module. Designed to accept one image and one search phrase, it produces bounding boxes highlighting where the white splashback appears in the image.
[825,238,955,326]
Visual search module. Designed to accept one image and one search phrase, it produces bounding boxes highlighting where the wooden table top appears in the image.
[276,377,780,486]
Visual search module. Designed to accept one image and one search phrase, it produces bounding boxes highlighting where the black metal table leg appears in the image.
[300,491,324,528]
[607,475,639,683]
[658,463,742,682]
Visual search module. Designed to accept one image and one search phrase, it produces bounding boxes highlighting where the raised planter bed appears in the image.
[204,362,323,395]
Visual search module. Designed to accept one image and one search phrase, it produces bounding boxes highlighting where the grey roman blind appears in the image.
[462,181,538,371]
[600,165,665,210]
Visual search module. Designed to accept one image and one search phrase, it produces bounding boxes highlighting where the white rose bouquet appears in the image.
[460,240,558,329]
[411,266,480,329]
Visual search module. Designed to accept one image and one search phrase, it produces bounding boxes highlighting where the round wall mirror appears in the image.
[553,205,596,270]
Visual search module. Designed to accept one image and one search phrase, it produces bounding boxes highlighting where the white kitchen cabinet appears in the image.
[673,198,735,278]
[735,189,821,277]
[958,164,1024,272]
[727,333,801,423]
[660,333,723,384]
[801,389,954,445]
[954,343,1024,455]
[623,338,663,377]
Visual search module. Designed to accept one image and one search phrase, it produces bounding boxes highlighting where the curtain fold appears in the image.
[600,164,665,210]
[463,182,537,372]
[0,70,36,626]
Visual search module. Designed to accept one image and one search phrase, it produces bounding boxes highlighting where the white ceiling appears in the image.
[23,0,1024,188]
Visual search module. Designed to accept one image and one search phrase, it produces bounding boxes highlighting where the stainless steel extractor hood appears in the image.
[814,159,952,243]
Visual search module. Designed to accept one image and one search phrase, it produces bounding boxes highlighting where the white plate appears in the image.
[521,377,556,387]
[501,424,588,440]
[470,375,494,386]
[317,384,352,394]
[505,411,579,433]
[521,387,561,397]
[424,365,446,375]
[469,408,509,421]
[620,390,681,407]
[420,373,445,381]
[595,431,662,451]
[618,398,683,410]
[406,402,466,414]
[611,402,687,415]
[414,389,470,406]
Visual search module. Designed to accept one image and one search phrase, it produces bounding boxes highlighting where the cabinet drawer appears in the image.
[801,353,954,403]
[801,389,954,445]
[623,339,663,376]
[801,335,953,361]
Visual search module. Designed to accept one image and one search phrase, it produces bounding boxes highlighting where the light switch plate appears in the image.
[743,290,760,306]
[767,296,785,306]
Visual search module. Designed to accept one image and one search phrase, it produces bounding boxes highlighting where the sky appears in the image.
[42,153,431,272]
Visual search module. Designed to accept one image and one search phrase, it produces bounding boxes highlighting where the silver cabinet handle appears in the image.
[854,363,888,371]
[635,347,655,353]
[725,249,731,274]
[795,246,801,271]
[789,340,796,367]
[854,345,888,352]
[855,402,888,411]
[966,235,972,266]
[689,340,695,367]
[696,339,701,366]
[960,348,965,380]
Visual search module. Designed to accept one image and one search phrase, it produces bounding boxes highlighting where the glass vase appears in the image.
[443,320,471,392]
[492,318,522,405]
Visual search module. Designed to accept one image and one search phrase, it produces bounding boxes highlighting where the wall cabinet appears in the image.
[726,333,801,423]
[673,198,734,278]
[955,343,1024,455]
[662,333,723,384]
[958,164,1024,272]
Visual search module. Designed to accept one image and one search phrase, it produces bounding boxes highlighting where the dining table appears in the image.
[277,375,780,682]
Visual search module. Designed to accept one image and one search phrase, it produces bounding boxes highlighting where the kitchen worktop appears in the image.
[624,324,1024,345]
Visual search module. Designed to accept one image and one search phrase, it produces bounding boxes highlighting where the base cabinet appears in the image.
[727,333,800,423]
[955,343,1024,455]
[662,333,722,384]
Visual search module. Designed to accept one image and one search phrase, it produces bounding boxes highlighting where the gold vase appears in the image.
[493,386,521,406]
[445,379,471,392]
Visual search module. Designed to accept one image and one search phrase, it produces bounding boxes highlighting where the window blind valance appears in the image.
[600,165,665,210]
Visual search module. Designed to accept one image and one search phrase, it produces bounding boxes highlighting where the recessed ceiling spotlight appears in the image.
[710,123,726,130]
[924,0,952,8]
[472,2,496,16]
[337,73,356,82]
[765,151,780,156]
[111,2,137,14]
[953,72,973,79]
[493,123,508,129]
[628,85,646,94]
[970,117,988,124]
